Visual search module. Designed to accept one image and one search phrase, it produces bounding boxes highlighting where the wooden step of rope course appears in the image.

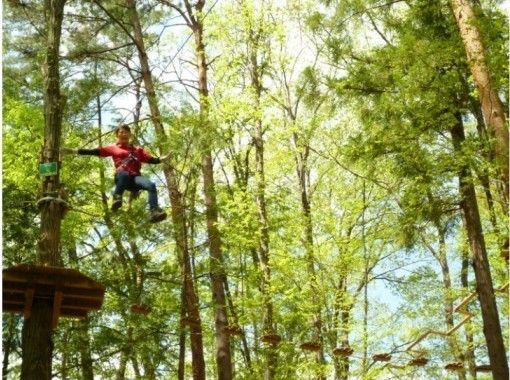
[299,341,321,352]
[332,346,354,357]
[130,303,151,315]
[222,325,243,336]
[260,333,282,345]
[372,353,392,362]
[408,357,428,367]
[3,264,105,329]
[444,362,463,371]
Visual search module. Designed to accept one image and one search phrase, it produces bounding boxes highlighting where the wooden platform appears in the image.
[3,264,105,328]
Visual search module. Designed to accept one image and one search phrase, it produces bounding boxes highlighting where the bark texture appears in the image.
[125,1,207,377]
[450,115,508,380]
[450,0,509,202]
[21,1,67,379]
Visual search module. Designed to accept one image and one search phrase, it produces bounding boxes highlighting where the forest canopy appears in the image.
[2,0,508,379]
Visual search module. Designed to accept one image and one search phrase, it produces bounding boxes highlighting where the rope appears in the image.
[36,196,70,209]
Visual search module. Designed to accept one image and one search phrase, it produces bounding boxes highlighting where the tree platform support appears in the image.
[3,264,105,328]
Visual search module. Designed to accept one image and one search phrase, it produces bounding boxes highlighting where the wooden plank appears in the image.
[454,292,477,313]
[496,282,509,293]
[2,303,24,312]
[61,286,105,298]
[445,315,472,335]
[3,265,105,290]
[2,292,25,303]
[3,265,105,322]
[59,308,88,318]
[4,304,91,319]
[61,297,103,310]
[3,291,103,311]
[3,281,104,300]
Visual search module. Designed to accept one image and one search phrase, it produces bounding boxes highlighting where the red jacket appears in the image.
[79,143,160,176]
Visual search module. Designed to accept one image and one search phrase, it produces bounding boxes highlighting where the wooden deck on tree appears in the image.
[3,264,105,328]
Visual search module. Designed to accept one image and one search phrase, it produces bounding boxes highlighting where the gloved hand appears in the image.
[160,152,171,161]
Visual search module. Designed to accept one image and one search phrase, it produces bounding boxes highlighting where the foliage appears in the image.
[3,0,508,378]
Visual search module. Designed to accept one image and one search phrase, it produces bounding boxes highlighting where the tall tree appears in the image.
[450,114,508,380]
[237,3,281,378]
[450,0,509,204]
[21,1,67,379]
[161,0,234,377]
[120,1,208,377]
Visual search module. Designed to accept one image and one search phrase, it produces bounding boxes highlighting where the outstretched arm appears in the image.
[61,148,101,156]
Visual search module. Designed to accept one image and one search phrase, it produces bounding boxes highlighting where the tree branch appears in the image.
[158,0,193,28]
[91,0,138,47]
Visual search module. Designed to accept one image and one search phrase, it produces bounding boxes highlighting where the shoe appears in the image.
[149,207,167,223]
[111,194,123,212]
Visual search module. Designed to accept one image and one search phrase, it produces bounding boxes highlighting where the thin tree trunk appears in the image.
[460,245,477,379]
[124,1,206,378]
[361,182,369,375]
[294,135,325,380]
[434,224,467,380]
[254,129,278,380]
[61,330,69,380]
[141,352,156,380]
[131,356,141,378]
[188,1,233,376]
[78,318,94,380]
[450,0,509,204]
[245,23,279,379]
[224,276,253,372]
[21,1,67,379]
[467,91,501,230]
[333,277,351,380]
[68,244,95,380]
[116,327,133,380]
[178,284,186,380]
[450,114,508,380]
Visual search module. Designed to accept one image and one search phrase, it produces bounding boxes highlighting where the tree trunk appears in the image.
[361,183,369,375]
[294,134,325,380]
[434,223,466,380]
[78,318,94,380]
[21,1,67,379]
[450,114,508,380]
[131,356,141,378]
[466,86,501,230]
[450,0,509,203]
[245,24,278,379]
[116,327,133,380]
[460,246,477,379]
[125,1,206,378]
[338,278,351,380]
[178,285,186,380]
[189,1,233,377]
[21,299,54,380]
[61,330,69,380]
[141,352,156,380]
[67,243,95,380]
[224,276,253,372]
[253,129,278,380]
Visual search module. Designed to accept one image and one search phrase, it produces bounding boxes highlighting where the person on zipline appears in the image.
[62,124,168,223]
